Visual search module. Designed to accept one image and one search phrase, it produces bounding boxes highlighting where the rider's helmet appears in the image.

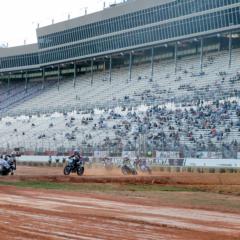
[11,151,16,157]
[74,149,80,155]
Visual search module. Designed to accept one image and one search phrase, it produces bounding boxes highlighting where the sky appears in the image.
[0,0,123,47]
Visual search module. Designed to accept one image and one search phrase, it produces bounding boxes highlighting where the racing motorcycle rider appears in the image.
[0,155,11,171]
[123,157,132,167]
[134,155,141,168]
[10,151,17,170]
[69,149,82,167]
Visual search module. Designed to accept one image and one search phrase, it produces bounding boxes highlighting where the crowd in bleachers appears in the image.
[0,48,239,157]
[0,97,239,158]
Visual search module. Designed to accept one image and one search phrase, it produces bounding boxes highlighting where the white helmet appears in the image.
[74,149,80,154]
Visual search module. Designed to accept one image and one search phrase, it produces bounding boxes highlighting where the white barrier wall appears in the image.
[18,155,67,163]
[185,158,240,168]
[94,151,109,158]
[18,155,240,168]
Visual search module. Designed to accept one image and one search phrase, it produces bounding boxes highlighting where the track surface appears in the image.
[0,166,240,239]
[0,187,240,240]
[4,166,240,185]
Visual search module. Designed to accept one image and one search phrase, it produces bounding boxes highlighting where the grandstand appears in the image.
[0,0,240,158]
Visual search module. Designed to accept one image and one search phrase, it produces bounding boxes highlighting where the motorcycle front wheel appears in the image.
[147,167,152,175]
[77,167,84,176]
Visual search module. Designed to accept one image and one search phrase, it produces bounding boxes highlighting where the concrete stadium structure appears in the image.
[0,0,240,81]
[0,0,240,157]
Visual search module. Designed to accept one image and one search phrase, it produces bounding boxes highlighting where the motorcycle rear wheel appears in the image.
[121,166,129,175]
[64,166,71,175]
[132,170,138,175]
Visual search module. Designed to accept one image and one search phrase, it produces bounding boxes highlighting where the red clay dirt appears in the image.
[0,166,240,239]
[0,186,240,240]
[3,166,240,186]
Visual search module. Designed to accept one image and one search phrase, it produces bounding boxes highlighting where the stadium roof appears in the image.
[0,44,38,58]
[37,0,173,36]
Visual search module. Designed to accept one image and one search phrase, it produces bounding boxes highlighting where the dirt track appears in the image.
[0,166,240,239]
[3,166,240,186]
[0,186,240,240]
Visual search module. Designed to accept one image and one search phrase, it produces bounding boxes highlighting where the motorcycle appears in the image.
[63,157,85,176]
[121,164,138,175]
[0,157,16,176]
[103,158,113,171]
[134,159,152,174]
[138,164,152,174]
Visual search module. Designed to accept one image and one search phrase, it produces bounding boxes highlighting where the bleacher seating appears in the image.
[0,48,239,156]
[2,48,239,115]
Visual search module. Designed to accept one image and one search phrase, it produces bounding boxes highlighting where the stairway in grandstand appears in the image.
[1,48,240,115]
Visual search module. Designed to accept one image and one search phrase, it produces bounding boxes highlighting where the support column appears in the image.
[129,52,132,82]
[21,71,24,81]
[42,68,45,89]
[151,47,154,80]
[200,38,204,72]
[58,65,60,91]
[103,59,106,73]
[25,71,28,93]
[109,56,112,83]
[174,42,178,73]
[8,73,10,94]
[229,32,232,68]
[91,58,94,86]
[73,62,76,88]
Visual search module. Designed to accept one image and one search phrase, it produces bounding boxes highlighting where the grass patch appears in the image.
[0,181,72,190]
[0,180,201,193]
[121,184,200,192]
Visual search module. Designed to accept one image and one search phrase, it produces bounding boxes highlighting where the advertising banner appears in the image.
[93,151,109,158]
